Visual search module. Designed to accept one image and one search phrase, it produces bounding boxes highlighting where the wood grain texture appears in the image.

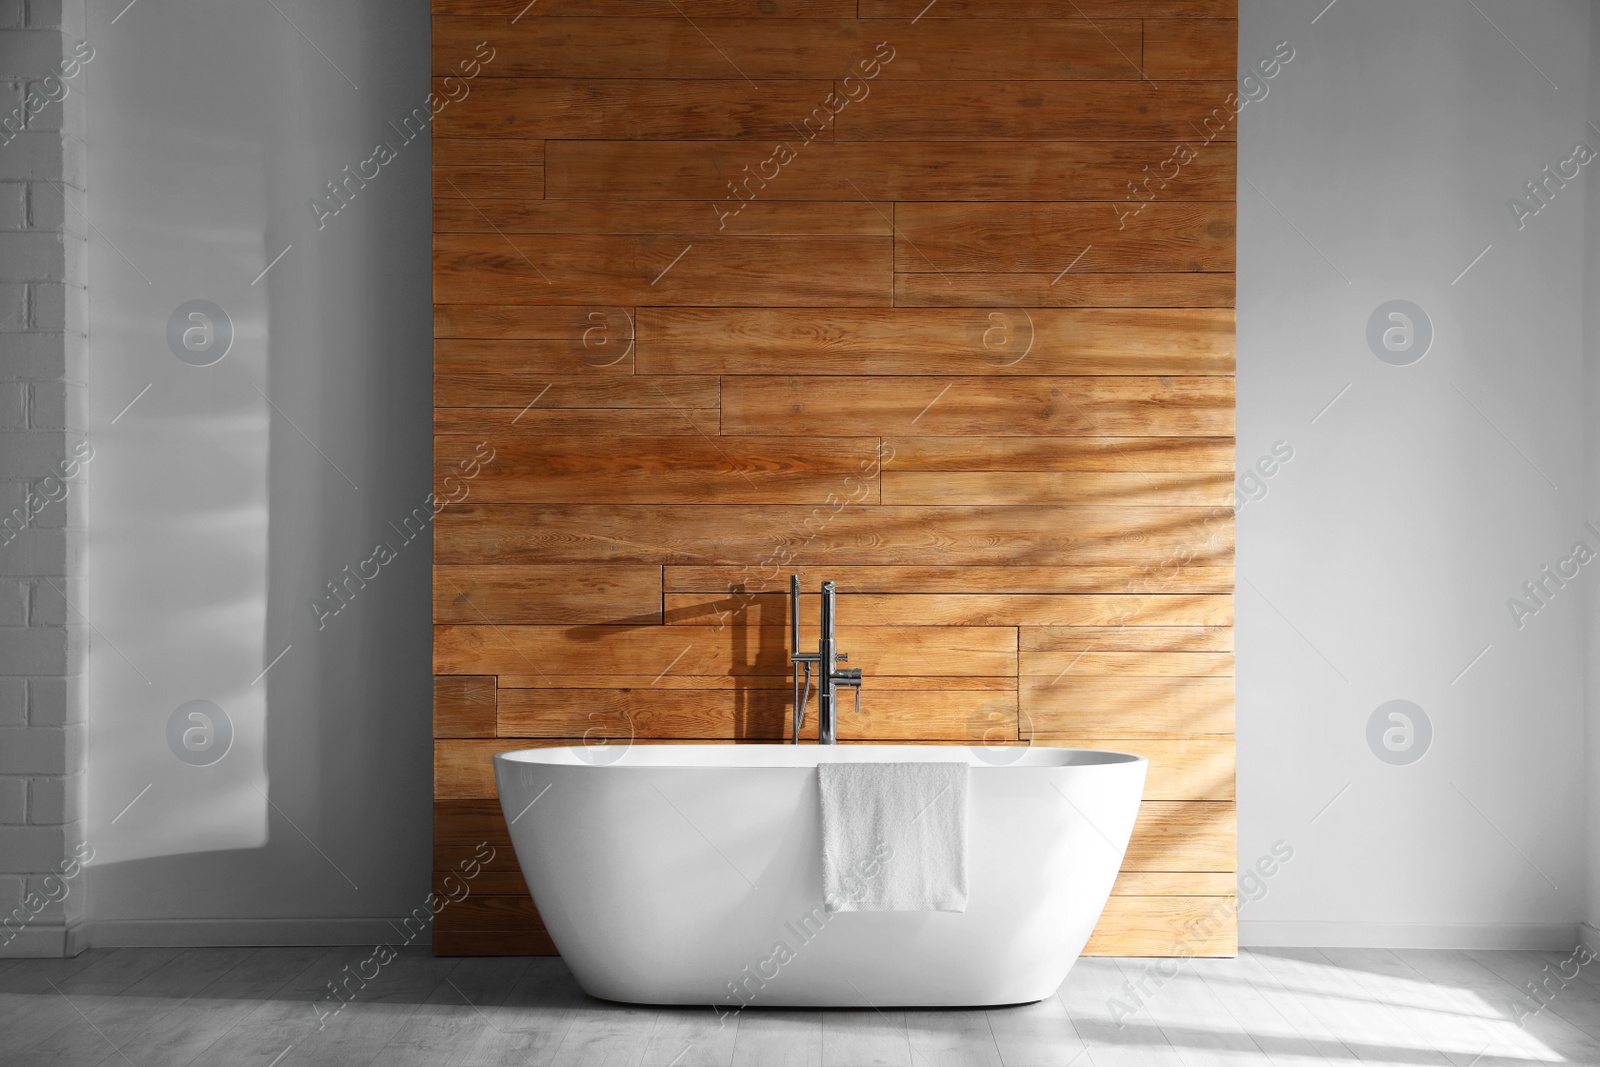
[663,592,1232,627]
[546,140,1235,202]
[438,435,883,504]
[496,688,1017,741]
[858,0,1233,14]
[433,79,837,140]
[1085,896,1236,956]
[434,624,1018,678]
[436,407,721,436]
[435,198,891,235]
[881,470,1233,506]
[882,436,1235,471]
[434,565,663,625]
[1021,677,1235,736]
[1143,19,1240,80]
[434,0,857,16]
[634,308,1235,376]
[435,504,1233,567]
[894,203,1236,273]
[836,82,1240,141]
[434,0,1235,959]
[434,233,893,306]
[436,18,1142,80]
[663,564,1235,593]
[434,165,543,200]
[434,675,497,738]
[720,376,1234,436]
[893,271,1236,308]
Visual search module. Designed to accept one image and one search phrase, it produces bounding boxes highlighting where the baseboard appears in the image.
[1240,920,1580,950]
[0,921,88,958]
[77,918,431,949]
[1578,923,1600,956]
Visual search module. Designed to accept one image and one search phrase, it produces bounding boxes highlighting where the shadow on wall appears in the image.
[84,0,435,929]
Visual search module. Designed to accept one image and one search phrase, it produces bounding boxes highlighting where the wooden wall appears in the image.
[432,0,1237,958]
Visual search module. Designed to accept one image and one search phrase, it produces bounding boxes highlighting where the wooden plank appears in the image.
[1019,651,1234,677]
[434,565,663,625]
[497,674,1017,691]
[1021,677,1234,735]
[836,82,1240,141]
[436,408,720,436]
[433,928,556,956]
[720,376,1234,437]
[432,79,836,140]
[894,203,1236,273]
[1022,626,1233,653]
[1084,896,1236,956]
[434,869,527,897]
[435,624,1017,679]
[894,272,1235,308]
[634,308,1235,376]
[496,688,1018,741]
[664,592,1231,627]
[545,140,1234,202]
[434,17,1142,80]
[435,504,1233,567]
[858,0,1234,14]
[1124,801,1235,871]
[437,435,882,504]
[434,373,719,410]
[433,233,892,307]
[1111,872,1235,896]
[434,198,891,236]
[664,565,1235,594]
[434,165,543,200]
[1143,20,1239,81]
[435,798,520,875]
[882,471,1233,507]
[435,675,497,738]
[883,437,1234,472]
[434,0,855,14]
[436,337,637,377]
[433,138,544,166]
[435,304,634,339]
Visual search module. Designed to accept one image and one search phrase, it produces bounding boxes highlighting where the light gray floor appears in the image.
[1,945,1597,1066]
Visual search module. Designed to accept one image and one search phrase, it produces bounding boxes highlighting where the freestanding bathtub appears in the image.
[494,744,1146,1008]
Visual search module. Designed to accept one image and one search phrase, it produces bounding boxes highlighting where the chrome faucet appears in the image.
[789,575,863,744]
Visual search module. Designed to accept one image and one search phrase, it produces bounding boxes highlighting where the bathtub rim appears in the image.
[493,743,1148,770]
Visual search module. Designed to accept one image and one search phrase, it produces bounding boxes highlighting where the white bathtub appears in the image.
[494,744,1146,1008]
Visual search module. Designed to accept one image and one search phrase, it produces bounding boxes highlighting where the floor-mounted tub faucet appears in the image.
[790,575,863,744]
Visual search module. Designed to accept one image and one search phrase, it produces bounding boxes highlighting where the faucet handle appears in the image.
[837,652,848,662]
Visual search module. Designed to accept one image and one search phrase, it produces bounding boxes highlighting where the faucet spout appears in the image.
[790,576,863,744]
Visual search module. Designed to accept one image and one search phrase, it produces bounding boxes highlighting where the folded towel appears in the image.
[818,761,968,913]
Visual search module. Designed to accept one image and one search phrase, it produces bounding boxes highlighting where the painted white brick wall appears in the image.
[0,0,85,958]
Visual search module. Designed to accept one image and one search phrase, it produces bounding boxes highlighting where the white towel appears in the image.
[817,761,968,913]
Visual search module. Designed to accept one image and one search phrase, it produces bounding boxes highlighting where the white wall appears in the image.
[83,0,434,941]
[1238,0,1592,947]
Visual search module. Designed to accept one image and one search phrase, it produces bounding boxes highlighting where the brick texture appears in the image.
[0,0,85,959]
